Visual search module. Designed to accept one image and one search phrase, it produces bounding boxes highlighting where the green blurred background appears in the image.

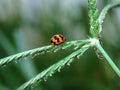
[0,0,120,90]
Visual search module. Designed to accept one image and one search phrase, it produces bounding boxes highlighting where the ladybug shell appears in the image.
[50,34,66,45]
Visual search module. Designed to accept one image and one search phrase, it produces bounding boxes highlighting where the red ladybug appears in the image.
[51,34,66,45]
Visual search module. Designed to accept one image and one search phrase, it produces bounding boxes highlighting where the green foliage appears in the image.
[0,0,120,90]
[88,0,99,38]
[0,40,88,67]
[94,39,120,77]
[98,2,120,33]
[17,44,90,90]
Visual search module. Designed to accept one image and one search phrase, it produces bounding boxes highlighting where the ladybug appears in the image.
[51,34,66,45]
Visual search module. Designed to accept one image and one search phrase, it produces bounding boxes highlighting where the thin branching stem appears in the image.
[98,2,120,33]
[91,39,120,77]
[0,45,52,67]
[1,1,120,90]
[17,44,90,90]
[0,40,89,67]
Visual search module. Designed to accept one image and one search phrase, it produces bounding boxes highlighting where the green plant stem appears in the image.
[88,0,99,38]
[95,40,120,77]
[98,2,120,33]
[17,44,90,90]
[0,40,88,67]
